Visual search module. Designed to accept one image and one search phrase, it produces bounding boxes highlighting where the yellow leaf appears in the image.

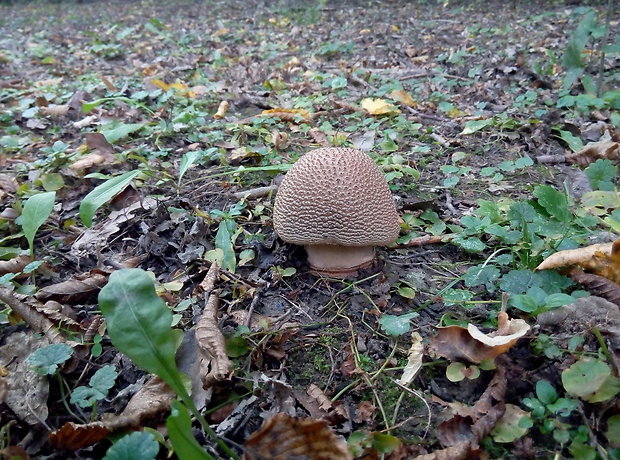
[389,90,416,107]
[149,78,170,91]
[260,108,310,122]
[360,98,400,116]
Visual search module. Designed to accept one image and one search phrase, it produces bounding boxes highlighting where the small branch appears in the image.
[396,233,456,248]
[232,185,278,200]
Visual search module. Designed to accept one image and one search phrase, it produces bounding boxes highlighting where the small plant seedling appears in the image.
[70,365,118,409]
[20,191,55,256]
[27,343,73,375]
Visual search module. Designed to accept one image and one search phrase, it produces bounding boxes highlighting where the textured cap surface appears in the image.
[273,147,400,246]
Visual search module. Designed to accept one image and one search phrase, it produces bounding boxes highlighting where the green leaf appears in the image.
[225,336,250,357]
[441,288,474,306]
[397,286,416,299]
[40,173,65,192]
[509,294,539,313]
[605,415,620,445]
[544,293,575,308]
[178,151,202,184]
[491,404,530,443]
[215,220,236,273]
[557,130,584,152]
[27,343,73,375]
[535,380,557,405]
[446,362,466,382]
[100,123,144,144]
[98,269,187,399]
[514,156,534,169]
[103,431,159,460]
[461,118,493,135]
[562,358,610,399]
[585,159,617,191]
[167,401,214,460]
[452,236,486,253]
[71,365,118,407]
[372,433,401,453]
[80,170,140,227]
[533,185,571,222]
[378,312,418,337]
[464,265,501,292]
[21,191,55,255]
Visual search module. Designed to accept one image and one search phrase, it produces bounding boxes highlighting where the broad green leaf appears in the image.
[514,156,534,169]
[215,220,236,273]
[562,358,610,399]
[40,173,65,192]
[533,185,571,222]
[100,123,144,144]
[27,343,73,375]
[80,170,140,227]
[441,288,474,306]
[509,294,539,313]
[167,401,214,460]
[452,236,486,253]
[557,130,584,152]
[71,365,118,407]
[397,286,416,299]
[535,380,557,405]
[585,159,617,191]
[178,151,202,184]
[225,336,250,358]
[544,293,575,308]
[378,312,418,337]
[585,375,620,403]
[103,431,158,460]
[372,433,401,454]
[98,269,187,398]
[21,191,55,255]
[446,362,466,382]
[605,415,620,445]
[461,118,493,135]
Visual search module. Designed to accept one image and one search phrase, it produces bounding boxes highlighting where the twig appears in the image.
[396,233,456,248]
[597,0,613,97]
[536,154,566,164]
[445,191,457,215]
[232,185,278,200]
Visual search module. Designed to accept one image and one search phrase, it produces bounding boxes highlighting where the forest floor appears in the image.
[0,0,619,459]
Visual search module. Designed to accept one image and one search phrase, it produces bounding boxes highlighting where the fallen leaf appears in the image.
[430,312,530,363]
[71,133,116,172]
[243,413,352,460]
[50,376,175,449]
[214,100,229,119]
[537,239,620,284]
[260,108,311,122]
[398,332,424,385]
[36,271,108,303]
[39,104,70,117]
[0,332,50,425]
[569,270,620,306]
[566,141,620,166]
[491,404,530,443]
[0,255,32,276]
[360,98,400,116]
[389,89,417,107]
[196,263,233,388]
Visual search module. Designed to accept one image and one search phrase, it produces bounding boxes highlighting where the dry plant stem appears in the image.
[232,185,278,200]
[398,233,456,247]
[0,287,65,344]
[390,378,432,439]
[597,0,613,97]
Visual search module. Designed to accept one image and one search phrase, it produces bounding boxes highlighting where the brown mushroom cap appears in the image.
[273,147,400,275]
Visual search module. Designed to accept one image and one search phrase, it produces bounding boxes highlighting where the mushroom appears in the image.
[272,147,400,277]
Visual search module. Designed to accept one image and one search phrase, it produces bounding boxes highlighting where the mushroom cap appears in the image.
[273,147,400,247]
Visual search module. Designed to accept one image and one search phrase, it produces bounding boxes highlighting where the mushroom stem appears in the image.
[304,244,375,277]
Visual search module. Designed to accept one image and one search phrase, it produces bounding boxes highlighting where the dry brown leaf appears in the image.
[360,98,400,115]
[0,254,32,276]
[569,270,620,306]
[243,413,352,460]
[430,312,529,363]
[214,100,230,119]
[196,262,233,388]
[39,104,70,117]
[72,133,116,172]
[50,376,174,449]
[398,332,424,385]
[260,108,311,122]
[566,140,620,166]
[0,332,50,425]
[536,241,615,271]
[389,89,417,107]
[308,127,330,147]
[36,272,108,303]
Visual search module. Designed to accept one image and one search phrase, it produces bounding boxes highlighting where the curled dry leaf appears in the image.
[243,413,352,460]
[430,312,529,364]
[398,332,424,385]
[389,89,417,107]
[260,108,311,123]
[569,270,620,307]
[36,271,108,303]
[196,262,233,388]
[214,100,230,119]
[360,97,400,116]
[0,254,32,276]
[50,376,175,449]
[39,104,70,117]
[566,140,620,166]
[71,133,116,172]
[536,240,619,281]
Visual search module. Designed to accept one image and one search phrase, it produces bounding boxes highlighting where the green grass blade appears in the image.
[21,191,55,255]
[79,170,140,227]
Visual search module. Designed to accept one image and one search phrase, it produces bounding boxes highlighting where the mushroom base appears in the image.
[305,244,375,277]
